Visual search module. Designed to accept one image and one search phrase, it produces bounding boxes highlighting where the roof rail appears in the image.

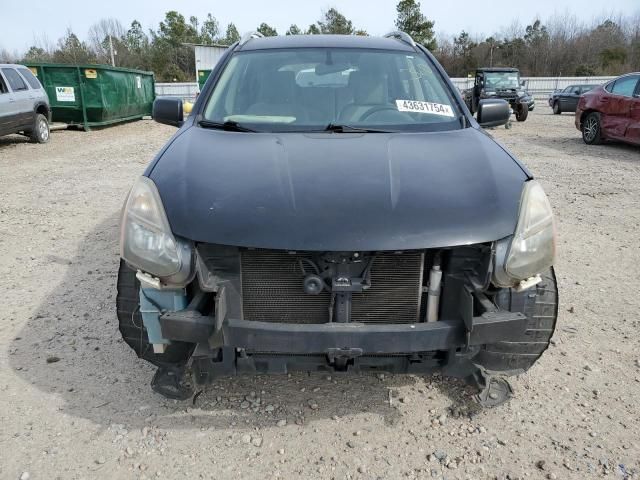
[383,31,417,49]
[239,31,265,47]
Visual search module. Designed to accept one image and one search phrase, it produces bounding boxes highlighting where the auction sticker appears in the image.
[396,99,454,117]
[55,86,75,102]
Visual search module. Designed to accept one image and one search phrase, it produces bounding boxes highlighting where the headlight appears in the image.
[494,181,556,286]
[120,176,192,281]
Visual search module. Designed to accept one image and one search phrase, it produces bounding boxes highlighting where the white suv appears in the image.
[0,64,51,143]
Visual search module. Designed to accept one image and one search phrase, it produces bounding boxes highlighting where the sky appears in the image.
[1,0,638,54]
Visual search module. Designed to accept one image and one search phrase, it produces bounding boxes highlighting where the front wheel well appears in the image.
[35,103,49,117]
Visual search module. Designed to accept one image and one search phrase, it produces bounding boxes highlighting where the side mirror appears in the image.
[477,99,510,128]
[153,97,184,127]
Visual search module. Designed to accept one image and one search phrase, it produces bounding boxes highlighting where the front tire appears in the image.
[29,113,50,143]
[552,102,561,114]
[515,104,529,122]
[582,112,603,145]
[474,268,558,373]
[116,260,193,367]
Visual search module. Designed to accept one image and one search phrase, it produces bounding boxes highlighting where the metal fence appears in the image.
[156,76,617,103]
[450,76,616,99]
[155,82,199,102]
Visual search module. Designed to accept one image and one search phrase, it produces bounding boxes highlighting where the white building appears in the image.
[192,44,229,89]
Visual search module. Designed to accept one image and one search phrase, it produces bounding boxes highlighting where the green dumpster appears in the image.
[197,69,211,90]
[26,63,155,130]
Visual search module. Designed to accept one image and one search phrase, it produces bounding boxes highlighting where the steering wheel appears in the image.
[359,105,401,121]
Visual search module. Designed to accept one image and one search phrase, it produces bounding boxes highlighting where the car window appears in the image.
[204,48,461,133]
[0,73,8,94]
[1,68,28,91]
[562,86,573,93]
[483,72,520,90]
[610,76,639,97]
[18,68,43,90]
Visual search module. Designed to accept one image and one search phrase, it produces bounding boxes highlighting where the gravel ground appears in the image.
[0,110,639,480]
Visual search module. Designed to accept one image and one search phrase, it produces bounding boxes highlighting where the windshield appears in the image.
[203,48,461,132]
[483,71,520,90]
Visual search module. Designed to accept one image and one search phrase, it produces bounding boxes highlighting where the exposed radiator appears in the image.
[240,250,424,324]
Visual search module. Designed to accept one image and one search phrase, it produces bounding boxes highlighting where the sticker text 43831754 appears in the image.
[396,100,454,117]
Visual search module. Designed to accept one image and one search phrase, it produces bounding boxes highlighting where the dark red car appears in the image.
[576,73,640,146]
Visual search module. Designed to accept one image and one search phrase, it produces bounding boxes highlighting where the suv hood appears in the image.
[150,127,528,251]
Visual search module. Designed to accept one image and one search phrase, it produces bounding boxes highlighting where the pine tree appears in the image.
[395,0,437,50]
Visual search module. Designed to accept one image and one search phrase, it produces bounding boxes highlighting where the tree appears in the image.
[600,47,627,70]
[452,31,477,76]
[500,37,525,69]
[123,20,151,70]
[483,36,502,67]
[23,46,51,62]
[523,19,549,75]
[88,18,127,66]
[257,23,278,37]
[222,23,241,45]
[317,8,355,35]
[0,48,18,63]
[151,12,201,81]
[157,11,199,46]
[189,16,200,37]
[286,24,302,36]
[574,64,597,76]
[200,14,219,44]
[125,20,148,51]
[53,29,95,64]
[395,0,436,50]
[306,24,321,35]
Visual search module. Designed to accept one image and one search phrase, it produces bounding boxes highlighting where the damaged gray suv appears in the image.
[117,32,558,406]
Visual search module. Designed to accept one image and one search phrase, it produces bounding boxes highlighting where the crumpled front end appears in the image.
[137,242,528,383]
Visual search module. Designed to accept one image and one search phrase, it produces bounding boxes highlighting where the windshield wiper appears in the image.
[198,119,257,132]
[322,123,393,133]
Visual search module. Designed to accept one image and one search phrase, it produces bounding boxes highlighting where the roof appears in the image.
[0,63,28,68]
[476,67,520,72]
[237,34,415,52]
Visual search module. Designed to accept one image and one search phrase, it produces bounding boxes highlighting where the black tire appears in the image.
[116,260,193,367]
[582,112,603,145]
[29,113,50,143]
[515,104,529,122]
[474,268,558,373]
[552,102,561,114]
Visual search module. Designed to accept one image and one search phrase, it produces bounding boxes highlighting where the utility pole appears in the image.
[109,35,116,67]
[489,42,499,68]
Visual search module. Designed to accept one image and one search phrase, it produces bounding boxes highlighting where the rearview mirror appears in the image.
[477,99,510,128]
[153,97,184,127]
